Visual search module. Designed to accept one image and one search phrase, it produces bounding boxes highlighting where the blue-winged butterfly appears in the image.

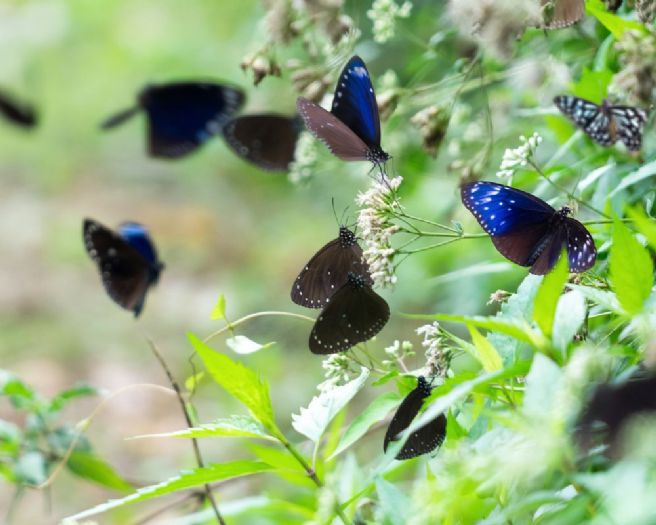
[461,181,596,275]
[83,218,164,317]
[223,113,302,171]
[297,55,390,168]
[554,95,648,152]
[0,89,37,128]
[309,273,388,354]
[292,226,372,309]
[384,376,447,460]
[101,82,245,159]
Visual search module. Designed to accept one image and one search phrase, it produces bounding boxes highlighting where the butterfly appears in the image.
[461,181,597,275]
[83,218,164,317]
[297,55,390,169]
[540,0,585,29]
[384,376,447,460]
[309,272,389,354]
[0,89,37,128]
[101,82,245,159]
[223,113,302,171]
[292,226,372,308]
[554,95,648,152]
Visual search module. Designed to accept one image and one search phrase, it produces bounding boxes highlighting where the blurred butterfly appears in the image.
[223,113,302,171]
[83,218,164,317]
[605,0,623,12]
[461,181,596,275]
[309,273,389,354]
[292,226,372,308]
[540,0,585,29]
[297,55,390,169]
[101,82,245,159]
[384,376,447,460]
[554,95,648,152]
[0,89,38,128]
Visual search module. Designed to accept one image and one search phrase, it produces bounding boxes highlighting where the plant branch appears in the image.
[204,311,315,344]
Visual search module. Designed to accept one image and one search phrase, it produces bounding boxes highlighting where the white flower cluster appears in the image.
[417,321,448,377]
[356,176,403,287]
[382,339,415,369]
[288,131,318,184]
[496,132,543,178]
[367,0,412,44]
[317,353,359,392]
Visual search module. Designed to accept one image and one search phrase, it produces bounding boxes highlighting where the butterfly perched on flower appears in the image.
[461,181,596,275]
[223,113,302,171]
[0,89,37,128]
[384,376,446,460]
[101,82,245,159]
[540,0,585,29]
[83,219,164,317]
[292,226,371,308]
[309,272,389,354]
[297,55,390,169]
[554,95,648,152]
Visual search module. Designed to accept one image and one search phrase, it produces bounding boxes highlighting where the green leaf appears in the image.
[226,335,275,354]
[376,477,410,525]
[523,354,563,417]
[65,460,274,521]
[329,392,401,459]
[571,67,614,103]
[49,384,98,413]
[246,443,315,488]
[533,253,569,337]
[568,284,622,313]
[129,415,276,442]
[553,290,587,352]
[466,325,503,372]
[184,371,205,392]
[66,451,132,492]
[586,0,645,39]
[291,367,369,443]
[189,333,281,438]
[628,207,656,251]
[14,451,47,485]
[609,219,654,315]
[609,160,656,199]
[211,293,226,320]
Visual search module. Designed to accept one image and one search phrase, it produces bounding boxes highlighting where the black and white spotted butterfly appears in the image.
[383,376,447,460]
[461,181,597,275]
[83,218,164,317]
[554,95,648,152]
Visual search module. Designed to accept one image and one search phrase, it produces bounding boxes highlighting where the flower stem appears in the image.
[204,311,315,344]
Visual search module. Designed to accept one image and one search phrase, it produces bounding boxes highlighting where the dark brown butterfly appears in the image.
[541,0,585,29]
[0,90,37,128]
[384,376,447,460]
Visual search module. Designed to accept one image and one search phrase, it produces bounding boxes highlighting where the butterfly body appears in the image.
[297,56,389,167]
[461,181,596,275]
[384,376,447,460]
[309,272,389,354]
[554,95,647,151]
[84,219,163,317]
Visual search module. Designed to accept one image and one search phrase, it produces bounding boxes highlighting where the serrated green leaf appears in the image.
[65,460,274,521]
[189,333,281,438]
[553,290,587,352]
[226,335,275,354]
[291,367,369,443]
[533,253,569,337]
[129,415,275,442]
[628,207,656,251]
[610,219,654,315]
[466,325,503,372]
[211,293,226,320]
[66,451,132,492]
[586,0,645,39]
[329,392,401,459]
[572,67,614,103]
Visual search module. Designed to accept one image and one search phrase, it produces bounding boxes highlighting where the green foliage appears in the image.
[533,253,569,338]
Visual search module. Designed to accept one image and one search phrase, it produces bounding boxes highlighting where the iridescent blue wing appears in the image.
[609,105,648,152]
[554,96,613,147]
[118,222,161,274]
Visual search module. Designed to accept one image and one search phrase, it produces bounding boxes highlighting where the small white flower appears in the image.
[288,131,318,184]
[367,0,412,44]
[317,354,359,392]
[496,132,542,178]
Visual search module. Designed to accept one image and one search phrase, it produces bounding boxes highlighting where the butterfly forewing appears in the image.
[541,0,585,29]
[309,275,389,354]
[223,114,302,171]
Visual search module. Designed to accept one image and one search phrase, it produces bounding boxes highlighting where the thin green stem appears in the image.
[394,211,460,233]
[397,234,486,255]
[204,311,315,344]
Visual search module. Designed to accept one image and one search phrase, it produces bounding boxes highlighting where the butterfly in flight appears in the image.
[0,89,38,128]
[100,82,245,159]
[461,181,596,275]
[309,272,389,354]
[540,0,585,29]
[554,95,648,152]
[297,55,390,170]
[83,218,164,317]
[223,113,302,171]
[384,376,447,460]
[292,226,371,308]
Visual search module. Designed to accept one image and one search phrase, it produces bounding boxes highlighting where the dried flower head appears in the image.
[637,0,656,23]
[496,132,542,178]
[416,322,450,378]
[488,289,511,305]
[240,51,282,86]
[610,29,656,106]
[411,105,451,158]
[367,0,413,44]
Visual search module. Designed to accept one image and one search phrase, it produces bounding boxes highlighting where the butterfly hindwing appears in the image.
[541,0,585,29]
[565,217,597,273]
[609,106,648,151]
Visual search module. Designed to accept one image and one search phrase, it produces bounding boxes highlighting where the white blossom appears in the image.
[288,131,318,184]
[417,322,450,377]
[496,132,542,178]
[317,353,359,392]
[367,0,412,44]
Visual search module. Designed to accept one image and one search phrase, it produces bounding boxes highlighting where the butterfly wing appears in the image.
[100,106,141,130]
[0,90,37,128]
[309,281,389,354]
[541,0,585,29]
[83,219,155,316]
[554,96,614,146]
[141,82,245,158]
[223,114,302,171]
[609,105,648,151]
[565,217,597,273]
[297,97,372,161]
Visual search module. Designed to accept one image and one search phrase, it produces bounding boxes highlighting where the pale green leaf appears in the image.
[184,371,205,392]
[552,290,587,352]
[628,207,656,251]
[568,284,622,313]
[129,415,275,442]
[226,335,275,354]
[189,333,280,438]
[291,367,369,443]
[533,253,569,337]
[211,293,226,320]
[609,220,654,315]
[65,461,274,521]
[66,451,132,492]
[329,392,401,459]
[523,354,563,417]
[467,325,503,372]
[586,0,645,39]
[609,160,656,198]
[376,477,410,525]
